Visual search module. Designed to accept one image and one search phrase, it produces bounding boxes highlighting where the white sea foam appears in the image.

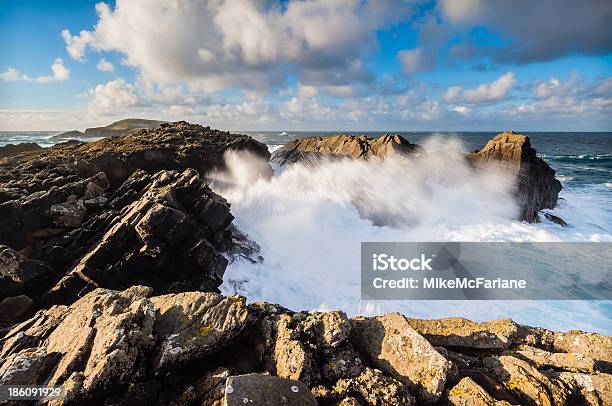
[212,137,612,334]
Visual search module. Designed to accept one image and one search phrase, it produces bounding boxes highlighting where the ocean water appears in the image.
[2,130,611,333]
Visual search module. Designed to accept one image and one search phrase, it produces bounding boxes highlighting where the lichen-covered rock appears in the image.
[151,292,251,371]
[555,371,612,406]
[447,377,511,406]
[504,345,597,373]
[405,317,519,349]
[552,330,612,363]
[469,131,562,223]
[332,368,416,406]
[224,373,316,406]
[271,133,421,165]
[350,313,453,403]
[483,355,571,405]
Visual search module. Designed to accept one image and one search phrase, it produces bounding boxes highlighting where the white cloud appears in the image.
[443,86,463,102]
[398,48,434,74]
[61,0,412,90]
[0,58,69,83]
[88,79,140,113]
[96,58,115,72]
[463,72,516,103]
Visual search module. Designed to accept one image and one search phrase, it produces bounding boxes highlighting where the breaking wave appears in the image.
[211,137,612,334]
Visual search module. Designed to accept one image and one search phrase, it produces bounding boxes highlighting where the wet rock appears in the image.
[350,313,453,403]
[405,317,519,349]
[469,131,562,223]
[224,373,316,406]
[271,133,421,165]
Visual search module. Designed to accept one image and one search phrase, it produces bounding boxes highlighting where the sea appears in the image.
[2,130,611,334]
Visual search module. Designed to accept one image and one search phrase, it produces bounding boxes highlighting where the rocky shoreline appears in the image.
[1,121,608,405]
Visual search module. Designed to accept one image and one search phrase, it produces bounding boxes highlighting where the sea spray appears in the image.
[210,136,611,334]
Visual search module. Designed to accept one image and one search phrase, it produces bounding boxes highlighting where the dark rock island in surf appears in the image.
[0,121,602,406]
[271,130,563,224]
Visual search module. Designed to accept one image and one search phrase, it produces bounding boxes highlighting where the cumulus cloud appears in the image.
[0,58,69,83]
[96,58,115,72]
[88,79,140,113]
[61,0,413,91]
[444,72,517,104]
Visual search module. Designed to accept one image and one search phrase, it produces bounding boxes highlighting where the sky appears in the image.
[0,0,611,131]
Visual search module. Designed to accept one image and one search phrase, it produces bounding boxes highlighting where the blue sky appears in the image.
[0,0,611,131]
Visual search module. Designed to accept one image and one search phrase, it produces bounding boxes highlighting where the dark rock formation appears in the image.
[272,130,563,223]
[0,121,270,319]
[53,118,167,140]
[0,286,609,405]
[469,131,563,223]
[271,133,421,165]
[0,143,42,159]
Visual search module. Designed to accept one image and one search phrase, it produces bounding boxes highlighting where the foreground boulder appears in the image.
[469,131,562,223]
[271,133,421,165]
[1,286,610,405]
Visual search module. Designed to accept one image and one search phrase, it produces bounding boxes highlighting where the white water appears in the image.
[212,137,611,334]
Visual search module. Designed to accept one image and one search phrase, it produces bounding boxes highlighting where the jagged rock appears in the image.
[469,131,562,222]
[405,317,519,349]
[332,367,416,406]
[483,355,571,405]
[447,377,511,406]
[350,313,453,403]
[0,245,57,303]
[43,169,235,307]
[271,133,421,165]
[0,143,42,159]
[555,372,612,406]
[224,373,316,406]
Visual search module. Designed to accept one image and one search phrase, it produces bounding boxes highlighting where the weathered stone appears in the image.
[50,200,86,228]
[333,367,416,406]
[224,373,316,406]
[350,313,453,403]
[0,244,57,301]
[406,317,519,349]
[271,133,421,165]
[0,143,42,159]
[504,345,597,373]
[552,330,612,363]
[447,377,511,406]
[483,355,571,405]
[556,371,612,406]
[151,292,250,371]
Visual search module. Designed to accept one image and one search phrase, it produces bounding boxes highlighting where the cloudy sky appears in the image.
[1,0,611,131]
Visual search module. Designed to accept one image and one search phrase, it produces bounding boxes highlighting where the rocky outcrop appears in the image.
[270,133,421,165]
[53,118,167,140]
[0,143,42,159]
[0,121,270,319]
[469,131,562,223]
[271,130,562,223]
[1,286,610,405]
